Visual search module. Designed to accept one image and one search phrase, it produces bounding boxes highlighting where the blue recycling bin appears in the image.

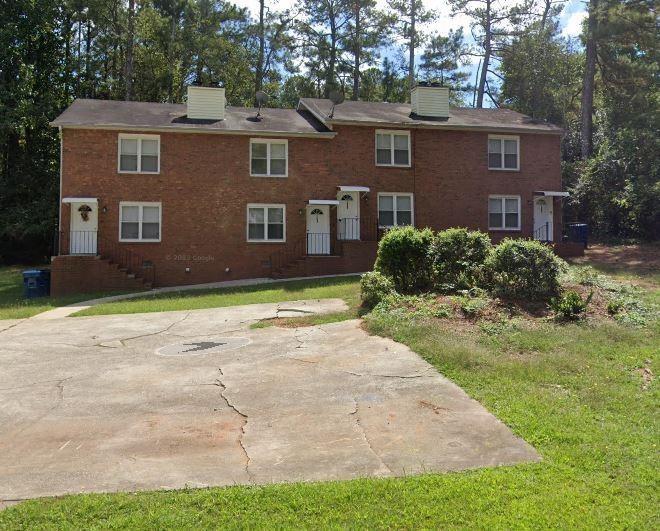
[23,269,51,299]
[566,223,588,248]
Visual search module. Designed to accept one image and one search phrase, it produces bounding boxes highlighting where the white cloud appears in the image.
[562,6,587,37]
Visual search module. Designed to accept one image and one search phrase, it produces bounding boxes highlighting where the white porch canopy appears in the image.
[337,186,370,193]
[534,191,569,197]
[62,197,98,203]
[308,199,341,205]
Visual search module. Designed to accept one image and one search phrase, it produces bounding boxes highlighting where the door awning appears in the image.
[534,191,569,197]
[337,186,370,193]
[308,199,341,205]
[62,197,98,203]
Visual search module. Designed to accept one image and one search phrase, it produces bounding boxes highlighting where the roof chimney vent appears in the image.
[187,85,225,120]
[411,83,449,119]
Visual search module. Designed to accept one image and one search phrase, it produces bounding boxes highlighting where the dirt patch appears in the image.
[636,360,654,391]
[570,244,660,283]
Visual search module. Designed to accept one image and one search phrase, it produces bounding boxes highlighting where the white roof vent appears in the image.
[187,85,225,120]
[411,83,449,119]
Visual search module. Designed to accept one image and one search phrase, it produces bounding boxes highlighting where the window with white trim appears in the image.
[488,196,520,230]
[378,193,413,227]
[247,204,285,241]
[376,130,410,167]
[488,135,519,170]
[250,139,288,177]
[119,202,161,242]
[118,134,160,173]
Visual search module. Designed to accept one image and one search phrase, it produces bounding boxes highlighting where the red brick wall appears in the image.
[58,125,561,287]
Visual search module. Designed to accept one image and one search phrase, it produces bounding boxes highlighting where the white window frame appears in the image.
[246,203,286,243]
[118,201,162,242]
[488,195,521,231]
[377,193,414,228]
[488,135,520,171]
[375,130,411,168]
[250,138,288,177]
[118,134,161,174]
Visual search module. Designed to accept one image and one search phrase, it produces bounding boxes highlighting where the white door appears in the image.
[337,191,360,240]
[533,197,553,242]
[70,202,98,254]
[306,205,330,255]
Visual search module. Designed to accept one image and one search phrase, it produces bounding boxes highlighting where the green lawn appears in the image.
[1,257,658,528]
[74,275,362,317]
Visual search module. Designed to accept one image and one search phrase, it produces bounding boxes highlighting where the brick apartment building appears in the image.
[50,84,570,296]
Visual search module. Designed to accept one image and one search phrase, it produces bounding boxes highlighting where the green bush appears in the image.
[430,228,492,292]
[374,226,434,293]
[549,290,593,320]
[484,239,563,299]
[360,271,395,309]
[607,299,624,315]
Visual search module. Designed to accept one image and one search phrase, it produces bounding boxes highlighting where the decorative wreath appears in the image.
[78,204,92,221]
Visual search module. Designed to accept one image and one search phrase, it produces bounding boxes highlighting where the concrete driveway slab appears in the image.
[0,298,539,503]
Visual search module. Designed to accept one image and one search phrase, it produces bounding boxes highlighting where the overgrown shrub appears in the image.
[549,290,593,320]
[484,239,563,299]
[374,226,434,293]
[360,271,395,309]
[430,228,492,292]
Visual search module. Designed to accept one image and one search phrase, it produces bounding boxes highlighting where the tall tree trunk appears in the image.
[85,19,92,97]
[352,1,361,100]
[476,0,491,108]
[255,0,266,103]
[408,0,415,91]
[125,0,135,101]
[325,9,337,98]
[168,15,176,102]
[581,0,598,159]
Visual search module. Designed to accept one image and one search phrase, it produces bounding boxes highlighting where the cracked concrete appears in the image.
[0,297,539,503]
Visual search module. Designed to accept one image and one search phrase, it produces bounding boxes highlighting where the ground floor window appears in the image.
[119,202,161,242]
[378,193,413,227]
[247,204,285,242]
[488,195,520,230]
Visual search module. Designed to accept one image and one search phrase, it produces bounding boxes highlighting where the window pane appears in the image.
[248,223,265,240]
[505,198,518,213]
[379,211,394,226]
[488,198,502,214]
[270,159,286,175]
[251,143,267,158]
[121,206,139,222]
[393,135,408,150]
[488,153,502,169]
[120,154,138,172]
[141,139,158,156]
[376,148,391,165]
[505,213,519,228]
[267,223,284,240]
[379,195,393,210]
[248,208,264,224]
[268,208,283,223]
[121,138,138,155]
[489,213,503,228]
[270,143,286,159]
[504,153,518,169]
[394,149,409,165]
[504,139,517,154]
[121,222,139,239]
[251,158,267,175]
[396,195,411,211]
[141,155,158,172]
[143,206,160,223]
[376,134,391,149]
[142,223,160,239]
[488,139,501,154]
[397,211,412,225]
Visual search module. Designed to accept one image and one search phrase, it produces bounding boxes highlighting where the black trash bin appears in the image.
[566,223,589,248]
[23,269,51,299]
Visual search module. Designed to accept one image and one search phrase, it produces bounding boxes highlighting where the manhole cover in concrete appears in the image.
[156,337,250,357]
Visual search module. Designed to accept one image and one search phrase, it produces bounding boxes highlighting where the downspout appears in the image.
[57,126,63,255]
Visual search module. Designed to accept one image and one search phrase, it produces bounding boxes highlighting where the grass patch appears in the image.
[0,266,126,320]
[75,276,361,317]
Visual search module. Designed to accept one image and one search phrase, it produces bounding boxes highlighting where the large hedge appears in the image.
[431,228,492,291]
[374,226,434,293]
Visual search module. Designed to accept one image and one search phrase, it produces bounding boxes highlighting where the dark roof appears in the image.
[51,99,332,136]
[299,98,563,134]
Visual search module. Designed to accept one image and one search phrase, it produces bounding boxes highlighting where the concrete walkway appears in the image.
[0,299,539,504]
[30,272,363,320]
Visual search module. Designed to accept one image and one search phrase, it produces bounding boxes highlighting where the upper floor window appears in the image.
[488,135,519,170]
[250,139,288,177]
[118,134,160,173]
[119,202,161,242]
[378,193,413,227]
[488,195,520,230]
[247,204,285,242]
[376,130,411,167]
